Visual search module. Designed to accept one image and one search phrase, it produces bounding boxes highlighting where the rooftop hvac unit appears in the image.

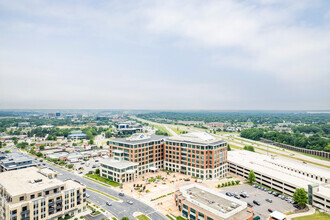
[226,207,233,211]
[34,179,42,183]
[219,208,225,213]
[29,180,35,184]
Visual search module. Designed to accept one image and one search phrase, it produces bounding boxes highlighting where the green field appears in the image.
[293,211,330,220]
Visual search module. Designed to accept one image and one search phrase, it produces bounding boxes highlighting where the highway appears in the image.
[14,148,167,220]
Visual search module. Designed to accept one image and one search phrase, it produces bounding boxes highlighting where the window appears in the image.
[20,196,24,201]
[30,194,35,199]
[38,192,42,197]
[45,191,49,195]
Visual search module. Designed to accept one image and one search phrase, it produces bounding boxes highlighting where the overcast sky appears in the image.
[0,0,329,110]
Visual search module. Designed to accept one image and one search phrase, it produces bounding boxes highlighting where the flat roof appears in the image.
[228,151,323,189]
[110,134,166,145]
[0,167,81,197]
[179,184,248,219]
[168,132,226,145]
[100,158,138,169]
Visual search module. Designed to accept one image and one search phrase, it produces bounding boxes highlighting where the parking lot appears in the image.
[219,184,296,219]
[73,157,102,174]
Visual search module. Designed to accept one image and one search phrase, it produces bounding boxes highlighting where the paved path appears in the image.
[287,205,315,219]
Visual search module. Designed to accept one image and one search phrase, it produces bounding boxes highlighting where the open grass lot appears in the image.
[86,173,120,187]
[136,214,151,220]
[153,124,172,136]
[293,211,330,220]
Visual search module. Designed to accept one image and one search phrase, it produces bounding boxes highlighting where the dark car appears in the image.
[268,208,274,213]
[234,195,240,199]
[266,199,272,203]
[226,192,232,197]
[273,193,279,196]
[119,192,124,196]
[240,193,247,198]
[294,204,302,210]
[247,202,253,207]
[253,200,261,206]
[184,178,190,181]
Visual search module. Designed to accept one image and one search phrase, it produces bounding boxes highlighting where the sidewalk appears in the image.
[286,205,315,220]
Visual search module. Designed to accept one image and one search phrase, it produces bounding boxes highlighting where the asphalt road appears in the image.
[18,149,167,220]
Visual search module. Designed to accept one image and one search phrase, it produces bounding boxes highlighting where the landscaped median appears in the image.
[84,173,120,187]
[86,187,120,202]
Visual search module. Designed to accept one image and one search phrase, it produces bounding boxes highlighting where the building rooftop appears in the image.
[179,184,248,219]
[228,150,324,189]
[100,158,138,169]
[0,167,82,197]
[68,133,86,137]
[168,132,226,145]
[110,134,166,145]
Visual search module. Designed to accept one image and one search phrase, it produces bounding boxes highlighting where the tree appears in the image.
[244,145,255,152]
[227,144,231,151]
[248,170,256,183]
[68,164,74,169]
[89,139,94,145]
[39,145,45,150]
[120,217,130,220]
[12,137,18,145]
[36,152,43,157]
[95,169,100,174]
[293,188,308,207]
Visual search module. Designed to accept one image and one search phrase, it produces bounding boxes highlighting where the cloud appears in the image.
[0,0,329,109]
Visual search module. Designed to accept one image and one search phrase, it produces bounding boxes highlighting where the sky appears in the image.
[0,0,330,110]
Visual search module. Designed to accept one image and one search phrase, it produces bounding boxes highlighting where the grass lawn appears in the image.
[136,214,151,220]
[293,211,330,220]
[86,173,120,187]
[153,124,172,136]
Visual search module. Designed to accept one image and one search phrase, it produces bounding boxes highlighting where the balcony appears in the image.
[48,202,55,206]
[48,207,54,213]
[56,199,62,204]
[77,192,81,196]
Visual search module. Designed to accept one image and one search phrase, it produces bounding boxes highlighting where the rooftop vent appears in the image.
[34,179,42,183]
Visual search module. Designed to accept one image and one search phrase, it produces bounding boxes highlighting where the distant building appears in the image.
[68,133,87,139]
[17,122,30,127]
[0,152,37,172]
[175,184,253,220]
[0,167,87,220]
[56,112,61,117]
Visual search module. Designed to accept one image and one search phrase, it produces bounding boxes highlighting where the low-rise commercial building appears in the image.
[174,184,253,220]
[0,167,87,220]
[0,152,37,172]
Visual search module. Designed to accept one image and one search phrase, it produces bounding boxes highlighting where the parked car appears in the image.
[247,202,253,207]
[268,208,274,213]
[86,194,90,198]
[226,192,232,197]
[268,191,272,194]
[184,178,190,181]
[240,193,247,198]
[106,201,112,206]
[266,199,272,203]
[253,200,261,206]
[253,185,258,188]
[234,195,240,199]
[127,200,133,205]
[119,192,124,196]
